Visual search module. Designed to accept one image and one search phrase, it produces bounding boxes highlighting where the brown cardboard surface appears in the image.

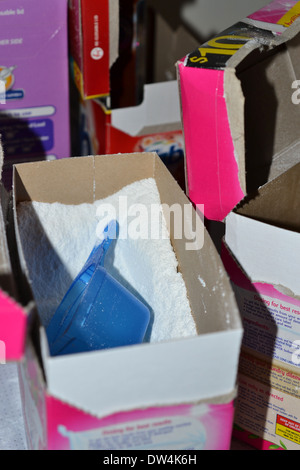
[236,161,300,232]
[109,0,119,68]
[178,14,300,222]
[150,11,200,83]
[10,153,244,446]
[14,153,241,336]
[223,158,300,449]
[227,21,300,195]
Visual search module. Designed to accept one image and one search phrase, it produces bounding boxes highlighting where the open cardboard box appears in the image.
[177,0,300,221]
[7,153,244,450]
[80,80,186,187]
[222,161,300,450]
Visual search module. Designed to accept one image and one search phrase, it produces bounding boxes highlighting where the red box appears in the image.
[69,0,112,99]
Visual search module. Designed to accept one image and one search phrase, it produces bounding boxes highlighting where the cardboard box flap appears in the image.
[225,211,300,298]
[234,23,300,195]
[225,162,300,298]
[183,2,300,72]
[111,81,182,136]
[41,327,241,420]
[183,21,274,71]
[13,153,242,418]
[235,161,300,232]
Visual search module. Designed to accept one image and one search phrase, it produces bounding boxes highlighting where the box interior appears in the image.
[236,161,300,233]
[225,161,300,298]
[146,0,201,84]
[111,81,182,136]
[11,154,243,418]
[231,27,300,195]
[14,153,241,336]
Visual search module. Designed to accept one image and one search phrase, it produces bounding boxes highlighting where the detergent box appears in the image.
[78,1,201,189]
[222,162,300,450]
[7,153,243,450]
[0,0,70,190]
[68,0,119,101]
[177,0,300,221]
[68,0,145,105]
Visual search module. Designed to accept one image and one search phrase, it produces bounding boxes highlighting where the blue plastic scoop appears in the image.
[46,220,150,356]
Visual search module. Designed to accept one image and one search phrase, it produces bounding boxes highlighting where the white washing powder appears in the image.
[17,178,197,343]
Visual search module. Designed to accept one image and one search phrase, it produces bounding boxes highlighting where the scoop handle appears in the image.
[47,220,118,353]
[82,219,118,270]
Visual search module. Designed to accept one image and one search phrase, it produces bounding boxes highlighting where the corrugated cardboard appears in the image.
[10,153,243,450]
[177,0,300,221]
[222,161,300,450]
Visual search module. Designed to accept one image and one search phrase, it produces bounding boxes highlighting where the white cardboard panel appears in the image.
[225,211,300,296]
[42,328,243,418]
[111,81,181,136]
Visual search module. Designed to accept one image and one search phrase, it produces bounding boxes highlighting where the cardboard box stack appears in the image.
[0,152,242,450]
[176,0,300,451]
[0,0,246,452]
[1,0,300,453]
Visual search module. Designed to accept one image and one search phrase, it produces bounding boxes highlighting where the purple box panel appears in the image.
[0,0,70,186]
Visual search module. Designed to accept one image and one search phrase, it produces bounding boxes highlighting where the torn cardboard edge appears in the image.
[11,153,242,419]
[177,6,300,221]
[234,160,300,232]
